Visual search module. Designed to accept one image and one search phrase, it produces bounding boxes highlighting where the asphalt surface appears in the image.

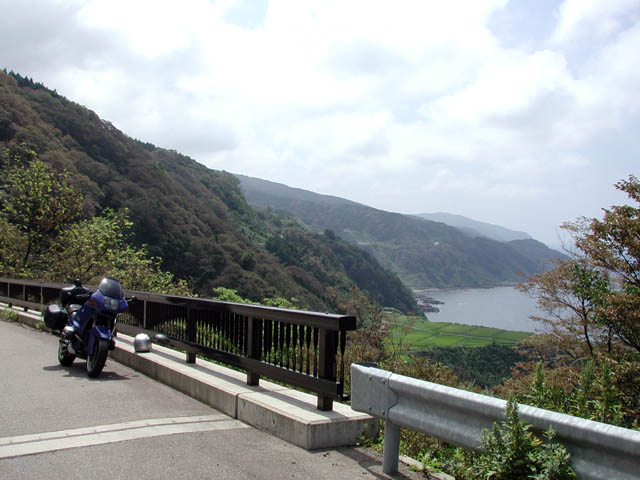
[0,318,427,480]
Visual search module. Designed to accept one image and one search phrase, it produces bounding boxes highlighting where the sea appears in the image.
[415,286,548,333]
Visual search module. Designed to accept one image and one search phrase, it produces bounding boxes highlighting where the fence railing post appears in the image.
[246,316,262,386]
[317,328,338,411]
[142,300,148,329]
[186,308,196,364]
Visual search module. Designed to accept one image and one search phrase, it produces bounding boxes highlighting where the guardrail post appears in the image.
[317,328,337,411]
[186,308,196,364]
[246,316,262,386]
[383,422,401,474]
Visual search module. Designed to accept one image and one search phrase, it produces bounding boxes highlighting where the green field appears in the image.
[387,314,531,350]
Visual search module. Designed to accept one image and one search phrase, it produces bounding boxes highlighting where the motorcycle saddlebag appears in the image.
[44,304,68,331]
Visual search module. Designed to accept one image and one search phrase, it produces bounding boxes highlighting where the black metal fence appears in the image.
[0,277,356,410]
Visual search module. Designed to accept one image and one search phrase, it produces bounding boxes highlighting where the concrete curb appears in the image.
[3,306,377,450]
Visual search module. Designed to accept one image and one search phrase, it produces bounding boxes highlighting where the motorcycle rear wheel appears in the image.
[86,338,109,378]
[58,340,76,366]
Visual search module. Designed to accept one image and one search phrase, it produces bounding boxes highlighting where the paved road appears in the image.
[0,319,425,480]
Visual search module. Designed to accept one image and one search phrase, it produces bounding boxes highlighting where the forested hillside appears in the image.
[237,175,566,288]
[0,70,418,314]
[265,228,417,313]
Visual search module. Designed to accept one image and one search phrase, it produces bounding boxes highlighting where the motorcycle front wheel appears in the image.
[58,340,76,366]
[86,338,109,378]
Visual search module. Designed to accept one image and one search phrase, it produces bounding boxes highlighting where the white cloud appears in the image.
[581,22,640,115]
[552,0,640,45]
[420,50,572,124]
[1,0,638,245]
[76,0,215,58]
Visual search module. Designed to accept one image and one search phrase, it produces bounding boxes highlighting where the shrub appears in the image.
[452,398,576,480]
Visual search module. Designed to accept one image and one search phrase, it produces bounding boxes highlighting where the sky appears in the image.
[1,0,639,248]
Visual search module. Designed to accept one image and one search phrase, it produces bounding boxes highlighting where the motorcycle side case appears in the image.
[44,304,68,331]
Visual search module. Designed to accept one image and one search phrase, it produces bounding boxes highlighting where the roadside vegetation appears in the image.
[346,175,640,479]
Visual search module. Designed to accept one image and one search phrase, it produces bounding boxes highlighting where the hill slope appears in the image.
[236,175,566,288]
[0,70,418,313]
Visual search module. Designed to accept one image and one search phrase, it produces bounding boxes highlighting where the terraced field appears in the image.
[386,314,531,350]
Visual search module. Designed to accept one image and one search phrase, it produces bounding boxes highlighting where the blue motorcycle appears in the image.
[45,278,134,378]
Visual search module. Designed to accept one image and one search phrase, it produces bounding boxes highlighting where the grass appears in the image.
[0,308,19,322]
[387,314,531,350]
[427,335,467,346]
[459,337,496,347]
[439,324,475,334]
[494,330,531,342]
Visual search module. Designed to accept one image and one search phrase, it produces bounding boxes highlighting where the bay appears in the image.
[416,286,547,333]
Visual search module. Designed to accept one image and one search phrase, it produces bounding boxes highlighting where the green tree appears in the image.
[102,244,191,295]
[49,208,191,295]
[569,175,640,352]
[212,287,253,304]
[518,259,612,358]
[0,217,23,276]
[0,151,190,295]
[50,209,131,280]
[1,150,80,269]
[521,175,640,355]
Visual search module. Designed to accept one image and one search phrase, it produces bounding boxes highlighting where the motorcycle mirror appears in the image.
[127,296,137,304]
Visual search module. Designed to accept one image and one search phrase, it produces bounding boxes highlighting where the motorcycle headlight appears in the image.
[104,296,120,311]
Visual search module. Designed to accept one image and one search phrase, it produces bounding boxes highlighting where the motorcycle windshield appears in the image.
[98,278,124,299]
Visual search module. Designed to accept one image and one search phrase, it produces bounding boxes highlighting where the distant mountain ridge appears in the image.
[238,174,359,207]
[236,174,567,288]
[414,212,532,242]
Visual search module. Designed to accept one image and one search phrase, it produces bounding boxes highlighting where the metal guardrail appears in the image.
[0,277,356,411]
[351,363,640,479]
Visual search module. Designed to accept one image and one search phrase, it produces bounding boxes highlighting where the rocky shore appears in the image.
[414,290,444,313]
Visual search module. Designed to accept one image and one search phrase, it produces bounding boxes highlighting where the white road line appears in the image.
[0,414,249,459]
